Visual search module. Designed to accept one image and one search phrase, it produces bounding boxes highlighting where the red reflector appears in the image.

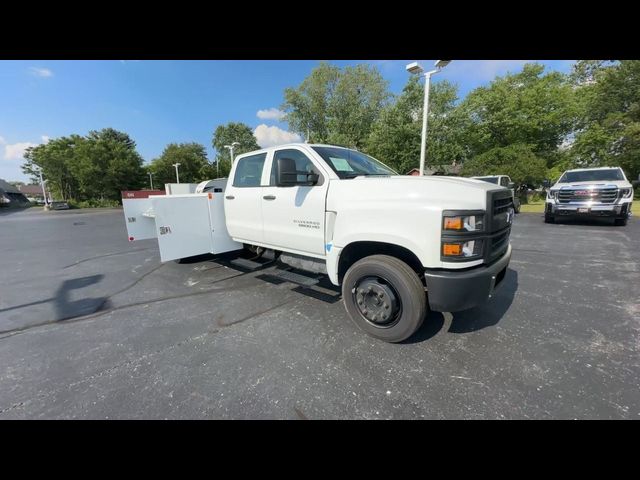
[129,236,134,241]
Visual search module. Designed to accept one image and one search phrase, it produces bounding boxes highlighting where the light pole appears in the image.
[224,142,240,173]
[406,60,452,176]
[172,163,181,183]
[36,168,49,208]
[148,172,154,190]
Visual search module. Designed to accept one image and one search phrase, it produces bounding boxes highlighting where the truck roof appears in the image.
[236,143,361,157]
[563,166,621,173]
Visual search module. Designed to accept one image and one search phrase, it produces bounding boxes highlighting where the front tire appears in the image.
[342,255,427,343]
[614,217,628,226]
[544,213,555,224]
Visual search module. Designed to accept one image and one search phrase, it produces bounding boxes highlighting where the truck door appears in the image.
[223,152,268,243]
[261,148,327,256]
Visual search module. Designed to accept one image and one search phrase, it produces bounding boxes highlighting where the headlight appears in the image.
[0,195,10,204]
[620,188,632,198]
[442,240,484,259]
[442,213,484,232]
[547,190,557,200]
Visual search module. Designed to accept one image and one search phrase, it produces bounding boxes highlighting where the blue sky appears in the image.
[0,59,575,182]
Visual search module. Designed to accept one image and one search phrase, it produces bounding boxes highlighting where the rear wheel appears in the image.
[342,255,427,343]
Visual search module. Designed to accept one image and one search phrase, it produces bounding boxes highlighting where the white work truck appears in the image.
[471,175,521,213]
[123,144,514,342]
[544,167,635,226]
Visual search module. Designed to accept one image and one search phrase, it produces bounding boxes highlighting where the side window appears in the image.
[270,149,322,186]
[500,177,509,187]
[233,153,267,188]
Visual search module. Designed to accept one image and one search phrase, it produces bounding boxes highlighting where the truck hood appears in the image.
[327,175,503,212]
[551,180,632,190]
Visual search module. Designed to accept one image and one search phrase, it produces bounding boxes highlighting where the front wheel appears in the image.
[544,213,555,224]
[342,255,427,343]
[614,217,628,226]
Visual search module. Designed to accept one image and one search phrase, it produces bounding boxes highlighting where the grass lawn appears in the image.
[519,200,545,213]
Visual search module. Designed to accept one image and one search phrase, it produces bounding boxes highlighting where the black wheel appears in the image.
[544,213,555,224]
[514,199,521,214]
[342,255,427,343]
[614,217,628,226]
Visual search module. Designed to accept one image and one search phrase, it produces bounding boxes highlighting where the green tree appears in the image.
[366,76,466,173]
[461,144,548,186]
[71,128,145,200]
[282,62,390,148]
[23,128,145,202]
[22,135,84,201]
[458,63,577,168]
[571,60,640,180]
[148,143,211,187]
[211,122,260,178]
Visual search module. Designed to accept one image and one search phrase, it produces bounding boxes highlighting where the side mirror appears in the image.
[276,158,319,186]
[542,179,551,188]
[508,182,515,189]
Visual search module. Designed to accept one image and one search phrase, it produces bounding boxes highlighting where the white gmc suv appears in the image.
[545,167,635,226]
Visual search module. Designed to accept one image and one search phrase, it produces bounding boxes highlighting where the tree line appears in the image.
[22,60,640,202]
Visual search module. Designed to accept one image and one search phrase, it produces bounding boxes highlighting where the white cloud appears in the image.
[4,142,38,161]
[253,124,302,148]
[29,67,53,78]
[256,108,286,121]
[41,135,50,143]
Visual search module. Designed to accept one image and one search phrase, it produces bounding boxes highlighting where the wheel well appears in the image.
[337,241,424,285]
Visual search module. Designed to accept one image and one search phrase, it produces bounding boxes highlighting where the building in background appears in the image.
[0,179,31,208]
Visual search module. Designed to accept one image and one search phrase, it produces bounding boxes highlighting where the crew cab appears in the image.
[471,175,521,213]
[123,144,514,342]
[544,167,635,226]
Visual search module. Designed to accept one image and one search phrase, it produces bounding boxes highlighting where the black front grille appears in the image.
[493,196,514,215]
[490,230,510,259]
[558,187,618,204]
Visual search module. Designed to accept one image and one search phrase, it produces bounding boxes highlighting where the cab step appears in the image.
[272,269,320,287]
[229,258,269,271]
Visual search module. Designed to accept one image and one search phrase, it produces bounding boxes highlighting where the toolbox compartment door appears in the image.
[121,190,165,241]
[151,195,215,262]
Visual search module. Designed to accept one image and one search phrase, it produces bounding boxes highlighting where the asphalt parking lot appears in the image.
[1,207,638,419]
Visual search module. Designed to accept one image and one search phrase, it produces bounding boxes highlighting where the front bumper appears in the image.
[546,201,631,217]
[424,244,511,312]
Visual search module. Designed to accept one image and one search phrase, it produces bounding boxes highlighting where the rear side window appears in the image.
[233,153,267,187]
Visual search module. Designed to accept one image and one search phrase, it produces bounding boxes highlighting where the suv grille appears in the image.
[558,187,618,204]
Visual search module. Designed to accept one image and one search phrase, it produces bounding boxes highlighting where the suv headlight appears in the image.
[442,213,484,232]
[620,188,632,198]
[547,190,557,200]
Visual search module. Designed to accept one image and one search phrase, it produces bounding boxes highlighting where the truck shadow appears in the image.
[406,268,519,343]
[53,274,108,321]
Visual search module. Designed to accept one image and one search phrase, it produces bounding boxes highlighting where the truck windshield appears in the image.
[559,169,624,183]
[311,146,397,179]
[475,177,499,184]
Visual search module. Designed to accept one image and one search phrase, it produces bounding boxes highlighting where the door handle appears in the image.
[225,195,235,200]
[263,195,276,201]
